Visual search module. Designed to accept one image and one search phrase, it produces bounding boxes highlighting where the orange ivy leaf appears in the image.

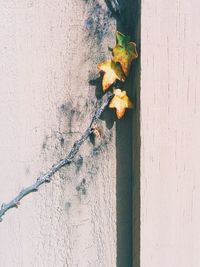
[113,32,138,76]
[109,89,133,119]
[97,59,126,91]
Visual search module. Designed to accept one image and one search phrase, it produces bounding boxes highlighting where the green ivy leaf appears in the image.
[116,31,130,47]
[113,32,138,76]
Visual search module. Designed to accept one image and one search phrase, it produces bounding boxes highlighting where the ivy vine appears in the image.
[0,32,137,221]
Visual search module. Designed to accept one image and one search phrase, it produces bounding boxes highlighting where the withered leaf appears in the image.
[92,124,102,139]
[109,89,133,119]
[113,32,138,76]
[97,59,126,91]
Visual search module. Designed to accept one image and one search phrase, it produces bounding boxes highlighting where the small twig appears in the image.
[0,92,113,222]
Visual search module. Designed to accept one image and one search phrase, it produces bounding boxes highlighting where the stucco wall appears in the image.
[0,1,118,266]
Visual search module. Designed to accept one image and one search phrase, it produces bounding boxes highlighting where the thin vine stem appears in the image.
[0,92,113,222]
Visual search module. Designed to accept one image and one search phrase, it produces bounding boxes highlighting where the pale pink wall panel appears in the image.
[141,0,200,266]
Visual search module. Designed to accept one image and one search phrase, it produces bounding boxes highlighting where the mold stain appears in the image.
[76,178,87,195]
[84,2,112,44]
[75,155,84,172]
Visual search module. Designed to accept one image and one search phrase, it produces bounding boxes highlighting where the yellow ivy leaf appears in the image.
[97,60,126,91]
[109,89,133,119]
[113,32,138,76]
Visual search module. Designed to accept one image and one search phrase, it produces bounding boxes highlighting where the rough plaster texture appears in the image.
[141,0,200,266]
[0,1,119,266]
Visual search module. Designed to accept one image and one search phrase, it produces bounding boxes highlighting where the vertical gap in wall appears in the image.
[131,0,141,265]
[105,0,141,266]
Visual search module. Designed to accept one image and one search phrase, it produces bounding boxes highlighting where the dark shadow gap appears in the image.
[105,0,141,266]
[86,0,140,264]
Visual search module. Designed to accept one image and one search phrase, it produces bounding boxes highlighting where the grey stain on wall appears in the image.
[85,3,112,44]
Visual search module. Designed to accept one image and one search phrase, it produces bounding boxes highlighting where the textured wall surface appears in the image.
[0,1,118,266]
[141,0,200,266]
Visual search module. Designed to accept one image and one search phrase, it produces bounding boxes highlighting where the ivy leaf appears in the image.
[113,32,138,76]
[116,31,130,47]
[109,89,133,119]
[97,60,126,91]
[92,124,102,139]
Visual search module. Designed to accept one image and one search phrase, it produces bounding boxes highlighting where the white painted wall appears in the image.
[0,1,117,266]
[141,0,200,266]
